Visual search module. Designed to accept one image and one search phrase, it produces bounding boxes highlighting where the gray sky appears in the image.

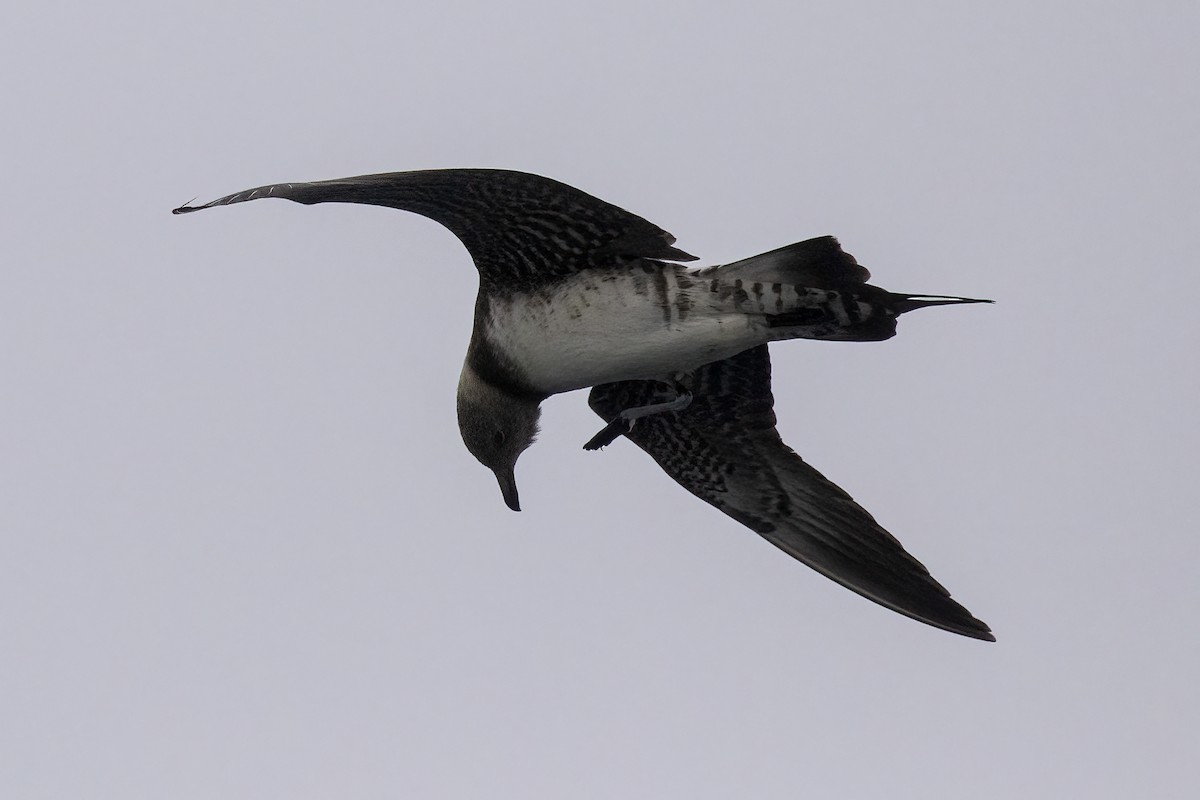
[4,2,1198,797]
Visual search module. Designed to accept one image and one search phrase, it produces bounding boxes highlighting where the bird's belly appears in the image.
[523,316,757,392]
[485,272,766,394]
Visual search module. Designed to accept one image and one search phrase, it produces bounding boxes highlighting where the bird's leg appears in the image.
[583,375,693,451]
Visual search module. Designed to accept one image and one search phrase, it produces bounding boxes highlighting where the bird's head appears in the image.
[457,365,542,511]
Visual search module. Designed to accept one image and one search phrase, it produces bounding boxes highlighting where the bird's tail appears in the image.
[705,237,992,342]
[891,294,994,315]
[764,291,992,343]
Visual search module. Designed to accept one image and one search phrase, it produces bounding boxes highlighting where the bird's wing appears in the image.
[174,169,696,292]
[588,345,994,641]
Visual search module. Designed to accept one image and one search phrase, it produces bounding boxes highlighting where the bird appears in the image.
[174,168,994,641]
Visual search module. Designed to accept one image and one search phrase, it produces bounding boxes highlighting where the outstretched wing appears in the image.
[174,169,696,292]
[588,346,993,641]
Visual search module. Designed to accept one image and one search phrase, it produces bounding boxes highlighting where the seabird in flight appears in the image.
[175,169,994,640]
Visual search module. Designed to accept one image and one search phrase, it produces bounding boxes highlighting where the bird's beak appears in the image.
[495,468,521,512]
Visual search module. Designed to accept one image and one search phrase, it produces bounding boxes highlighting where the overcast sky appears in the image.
[3,2,1198,798]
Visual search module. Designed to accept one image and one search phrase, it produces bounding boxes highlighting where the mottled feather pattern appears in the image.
[174,169,696,293]
[589,346,993,640]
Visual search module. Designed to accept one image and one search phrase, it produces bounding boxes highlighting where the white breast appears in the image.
[482,267,768,394]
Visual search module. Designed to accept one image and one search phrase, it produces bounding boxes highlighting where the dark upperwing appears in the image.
[174,168,697,292]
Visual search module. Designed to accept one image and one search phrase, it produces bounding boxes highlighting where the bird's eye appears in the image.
[493,430,506,446]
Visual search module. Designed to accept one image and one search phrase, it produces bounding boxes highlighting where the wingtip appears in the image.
[171,199,199,215]
[960,624,996,642]
[942,612,995,642]
[889,601,995,641]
